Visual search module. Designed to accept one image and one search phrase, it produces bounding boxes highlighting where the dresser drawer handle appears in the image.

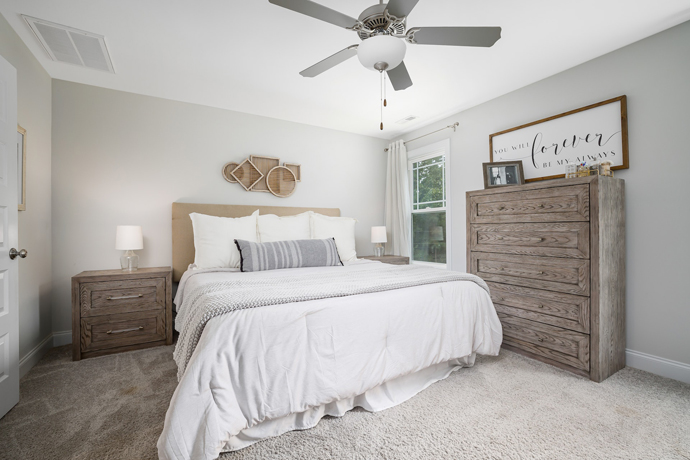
[106,326,143,334]
[107,294,144,300]
[498,207,505,211]
[537,337,544,342]
[538,204,545,208]
[538,238,544,242]
[538,304,544,308]
[537,271,544,275]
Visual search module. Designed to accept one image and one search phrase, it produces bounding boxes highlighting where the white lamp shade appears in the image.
[116,225,143,250]
[371,226,388,243]
[357,35,406,71]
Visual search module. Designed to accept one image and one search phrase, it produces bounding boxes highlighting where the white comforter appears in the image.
[158,260,502,460]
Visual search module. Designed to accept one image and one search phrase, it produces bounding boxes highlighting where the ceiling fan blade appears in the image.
[300,45,359,77]
[410,26,502,47]
[386,0,421,18]
[387,61,413,91]
[269,0,359,29]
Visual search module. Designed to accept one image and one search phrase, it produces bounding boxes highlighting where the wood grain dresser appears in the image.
[467,176,625,382]
[360,255,410,265]
[71,267,172,361]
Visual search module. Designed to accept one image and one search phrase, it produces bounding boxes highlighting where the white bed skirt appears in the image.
[222,355,475,452]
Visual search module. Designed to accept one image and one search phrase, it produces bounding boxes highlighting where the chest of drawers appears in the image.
[467,176,625,382]
[71,267,173,361]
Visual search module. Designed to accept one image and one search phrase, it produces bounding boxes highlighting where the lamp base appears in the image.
[120,250,139,272]
[373,243,385,257]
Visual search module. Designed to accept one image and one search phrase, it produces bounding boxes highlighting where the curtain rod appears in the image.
[383,122,459,152]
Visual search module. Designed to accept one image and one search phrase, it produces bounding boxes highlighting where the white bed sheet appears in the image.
[158,260,502,460]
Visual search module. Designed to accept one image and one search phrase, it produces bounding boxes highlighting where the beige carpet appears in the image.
[1,345,688,460]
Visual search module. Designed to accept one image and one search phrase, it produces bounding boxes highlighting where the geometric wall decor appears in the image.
[250,155,280,192]
[231,158,263,191]
[221,162,240,183]
[284,163,301,182]
[222,156,301,198]
[266,166,297,198]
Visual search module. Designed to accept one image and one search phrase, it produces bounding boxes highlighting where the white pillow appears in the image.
[257,212,311,243]
[190,210,258,269]
[311,213,357,262]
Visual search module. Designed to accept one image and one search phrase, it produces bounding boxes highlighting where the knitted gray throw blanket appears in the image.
[173,263,489,379]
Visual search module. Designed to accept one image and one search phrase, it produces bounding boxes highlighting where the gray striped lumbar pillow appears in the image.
[234,238,343,272]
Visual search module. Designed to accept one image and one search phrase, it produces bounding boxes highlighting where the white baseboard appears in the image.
[52,330,72,347]
[626,349,690,384]
[19,333,54,378]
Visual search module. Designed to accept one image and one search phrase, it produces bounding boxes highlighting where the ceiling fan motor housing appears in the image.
[357,3,406,41]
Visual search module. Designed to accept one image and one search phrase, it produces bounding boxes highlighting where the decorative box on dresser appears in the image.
[467,176,625,382]
[71,267,173,361]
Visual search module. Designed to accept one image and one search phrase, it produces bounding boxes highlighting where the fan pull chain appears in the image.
[383,71,387,107]
[380,71,384,130]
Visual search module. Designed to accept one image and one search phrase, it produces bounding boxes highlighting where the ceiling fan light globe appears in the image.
[357,35,406,71]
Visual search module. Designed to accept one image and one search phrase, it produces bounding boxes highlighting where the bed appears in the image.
[158,203,502,460]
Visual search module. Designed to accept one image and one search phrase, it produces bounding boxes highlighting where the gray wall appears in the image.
[402,21,690,366]
[0,16,53,363]
[51,81,388,333]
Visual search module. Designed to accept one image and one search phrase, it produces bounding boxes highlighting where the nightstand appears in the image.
[360,255,410,265]
[71,267,172,361]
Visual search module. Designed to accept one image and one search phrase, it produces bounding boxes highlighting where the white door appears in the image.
[0,54,19,419]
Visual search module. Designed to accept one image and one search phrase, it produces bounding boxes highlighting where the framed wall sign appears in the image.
[17,125,26,211]
[489,96,628,182]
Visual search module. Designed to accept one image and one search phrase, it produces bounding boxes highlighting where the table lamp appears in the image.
[116,225,143,271]
[371,226,387,257]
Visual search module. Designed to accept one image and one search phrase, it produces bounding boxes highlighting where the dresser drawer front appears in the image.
[471,253,589,296]
[80,310,165,353]
[470,185,589,223]
[471,222,590,259]
[488,282,589,333]
[81,278,166,317]
[499,313,590,371]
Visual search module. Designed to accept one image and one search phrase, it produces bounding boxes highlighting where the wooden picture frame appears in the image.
[489,96,629,182]
[17,125,26,211]
[284,163,301,182]
[482,161,525,189]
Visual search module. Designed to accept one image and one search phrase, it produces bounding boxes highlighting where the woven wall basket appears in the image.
[250,155,280,192]
[221,162,240,183]
[266,166,296,198]
[231,159,263,191]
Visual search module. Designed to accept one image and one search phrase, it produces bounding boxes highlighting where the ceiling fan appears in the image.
[268,0,502,91]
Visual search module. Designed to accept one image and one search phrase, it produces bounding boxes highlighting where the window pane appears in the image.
[412,211,446,264]
[412,154,445,210]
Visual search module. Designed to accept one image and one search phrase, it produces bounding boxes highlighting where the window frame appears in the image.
[407,139,451,270]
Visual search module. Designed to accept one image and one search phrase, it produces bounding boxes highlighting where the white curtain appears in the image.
[384,140,411,257]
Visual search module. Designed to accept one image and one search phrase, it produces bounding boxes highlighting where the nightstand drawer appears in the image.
[80,310,166,353]
[80,278,166,317]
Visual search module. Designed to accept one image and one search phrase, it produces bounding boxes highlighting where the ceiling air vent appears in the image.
[396,115,419,125]
[22,15,115,73]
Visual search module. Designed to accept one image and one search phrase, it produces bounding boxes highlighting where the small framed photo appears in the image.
[482,161,525,189]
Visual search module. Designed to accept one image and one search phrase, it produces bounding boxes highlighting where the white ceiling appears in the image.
[2,0,690,139]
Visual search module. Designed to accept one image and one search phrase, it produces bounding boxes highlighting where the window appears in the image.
[408,140,450,268]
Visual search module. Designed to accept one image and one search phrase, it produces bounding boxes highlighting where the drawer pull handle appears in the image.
[538,238,544,242]
[537,271,544,275]
[537,337,544,342]
[498,207,505,211]
[538,204,545,208]
[107,294,144,300]
[538,304,544,308]
[106,326,143,334]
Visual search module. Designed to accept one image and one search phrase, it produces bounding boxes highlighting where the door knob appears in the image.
[9,248,27,260]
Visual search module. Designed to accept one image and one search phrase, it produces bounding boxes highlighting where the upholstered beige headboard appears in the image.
[171,203,340,282]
